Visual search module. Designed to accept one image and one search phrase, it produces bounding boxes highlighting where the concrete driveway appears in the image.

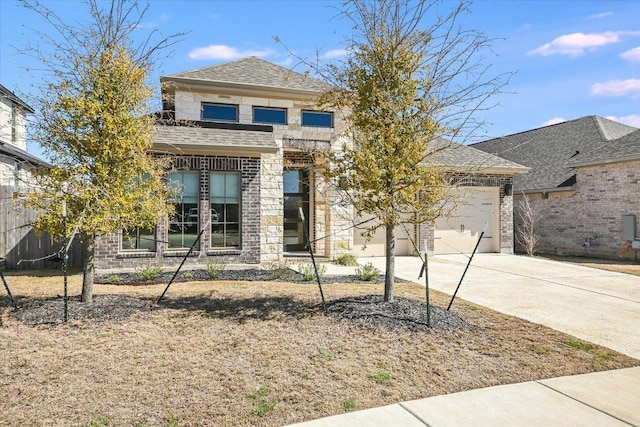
[361,254,640,359]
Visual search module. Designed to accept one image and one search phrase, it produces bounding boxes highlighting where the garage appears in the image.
[352,217,413,257]
[433,187,498,254]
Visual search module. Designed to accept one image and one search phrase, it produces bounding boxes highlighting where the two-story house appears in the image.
[94,56,353,272]
[0,84,48,189]
[93,57,526,274]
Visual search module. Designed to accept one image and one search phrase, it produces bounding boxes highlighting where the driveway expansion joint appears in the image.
[536,381,637,427]
[398,402,433,427]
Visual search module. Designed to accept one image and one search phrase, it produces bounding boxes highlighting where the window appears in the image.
[301,110,333,128]
[10,105,17,143]
[121,227,156,251]
[202,103,238,122]
[168,171,199,249]
[253,106,287,125]
[210,172,240,248]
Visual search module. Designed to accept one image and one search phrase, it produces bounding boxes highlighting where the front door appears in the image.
[283,169,310,252]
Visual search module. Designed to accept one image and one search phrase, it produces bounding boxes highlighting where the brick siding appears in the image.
[514,159,640,259]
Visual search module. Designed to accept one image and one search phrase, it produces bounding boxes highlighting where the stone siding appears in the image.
[515,159,640,259]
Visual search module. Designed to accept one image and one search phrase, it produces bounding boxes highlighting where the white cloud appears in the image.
[542,117,567,127]
[589,11,613,19]
[188,45,272,60]
[591,79,640,97]
[321,49,349,59]
[528,31,640,57]
[605,115,640,128]
[528,31,622,56]
[621,47,640,63]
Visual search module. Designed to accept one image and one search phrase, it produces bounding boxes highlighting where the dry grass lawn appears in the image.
[1,270,638,427]
[541,254,640,277]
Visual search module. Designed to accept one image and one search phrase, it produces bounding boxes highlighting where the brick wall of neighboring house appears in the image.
[418,174,515,254]
[94,155,261,274]
[513,159,640,259]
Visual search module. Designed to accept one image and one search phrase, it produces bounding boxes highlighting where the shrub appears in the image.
[355,262,380,281]
[299,263,326,281]
[206,258,225,279]
[333,253,358,266]
[106,275,122,283]
[133,265,163,281]
[267,260,293,280]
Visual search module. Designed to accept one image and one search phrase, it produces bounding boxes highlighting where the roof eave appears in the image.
[518,185,576,195]
[161,76,326,99]
[567,153,640,168]
[438,164,530,174]
[151,143,278,157]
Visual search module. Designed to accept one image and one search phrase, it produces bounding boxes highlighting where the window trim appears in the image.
[167,170,200,251]
[210,171,241,249]
[301,110,333,128]
[120,226,157,252]
[201,103,239,122]
[253,106,287,125]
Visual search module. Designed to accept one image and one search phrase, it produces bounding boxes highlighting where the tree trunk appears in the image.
[384,224,395,302]
[81,236,95,303]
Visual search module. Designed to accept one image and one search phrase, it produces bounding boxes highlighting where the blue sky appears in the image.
[1,0,639,158]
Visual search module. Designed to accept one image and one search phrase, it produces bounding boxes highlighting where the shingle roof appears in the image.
[471,116,638,192]
[427,138,528,173]
[152,124,278,155]
[0,83,34,113]
[569,128,640,167]
[0,141,50,168]
[164,56,330,93]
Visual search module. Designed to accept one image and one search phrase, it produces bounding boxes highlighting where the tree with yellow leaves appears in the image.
[22,0,182,302]
[316,0,512,302]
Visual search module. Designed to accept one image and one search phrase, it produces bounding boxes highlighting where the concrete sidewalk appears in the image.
[287,367,640,426]
[286,254,640,427]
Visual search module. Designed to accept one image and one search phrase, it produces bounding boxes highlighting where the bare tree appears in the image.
[515,193,542,256]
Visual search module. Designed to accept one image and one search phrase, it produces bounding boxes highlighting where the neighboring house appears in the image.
[0,84,48,188]
[0,84,66,270]
[472,115,640,259]
[93,57,527,273]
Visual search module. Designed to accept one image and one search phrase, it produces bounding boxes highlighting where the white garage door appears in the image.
[353,218,412,257]
[434,187,498,255]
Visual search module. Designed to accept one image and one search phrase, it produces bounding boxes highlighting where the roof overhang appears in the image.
[517,185,576,195]
[152,124,278,157]
[161,76,323,102]
[0,141,50,168]
[567,153,640,168]
[442,165,530,175]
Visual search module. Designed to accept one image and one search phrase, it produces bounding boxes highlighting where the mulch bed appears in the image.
[96,268,390,285]
[12,271,464,334]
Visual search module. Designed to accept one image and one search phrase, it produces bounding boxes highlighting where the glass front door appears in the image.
[283,169,310,252]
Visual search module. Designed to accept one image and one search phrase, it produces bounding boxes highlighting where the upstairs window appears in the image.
[10,105,17,143]
[301,110,333,128]
[202,103,238,122]
[253,106,287,125]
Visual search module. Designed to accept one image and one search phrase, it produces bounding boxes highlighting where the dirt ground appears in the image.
[1,270,638,427]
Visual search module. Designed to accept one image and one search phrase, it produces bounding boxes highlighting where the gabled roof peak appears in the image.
[163,56,330,93]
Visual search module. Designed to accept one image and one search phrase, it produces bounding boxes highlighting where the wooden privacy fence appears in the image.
[0,185,83,269]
